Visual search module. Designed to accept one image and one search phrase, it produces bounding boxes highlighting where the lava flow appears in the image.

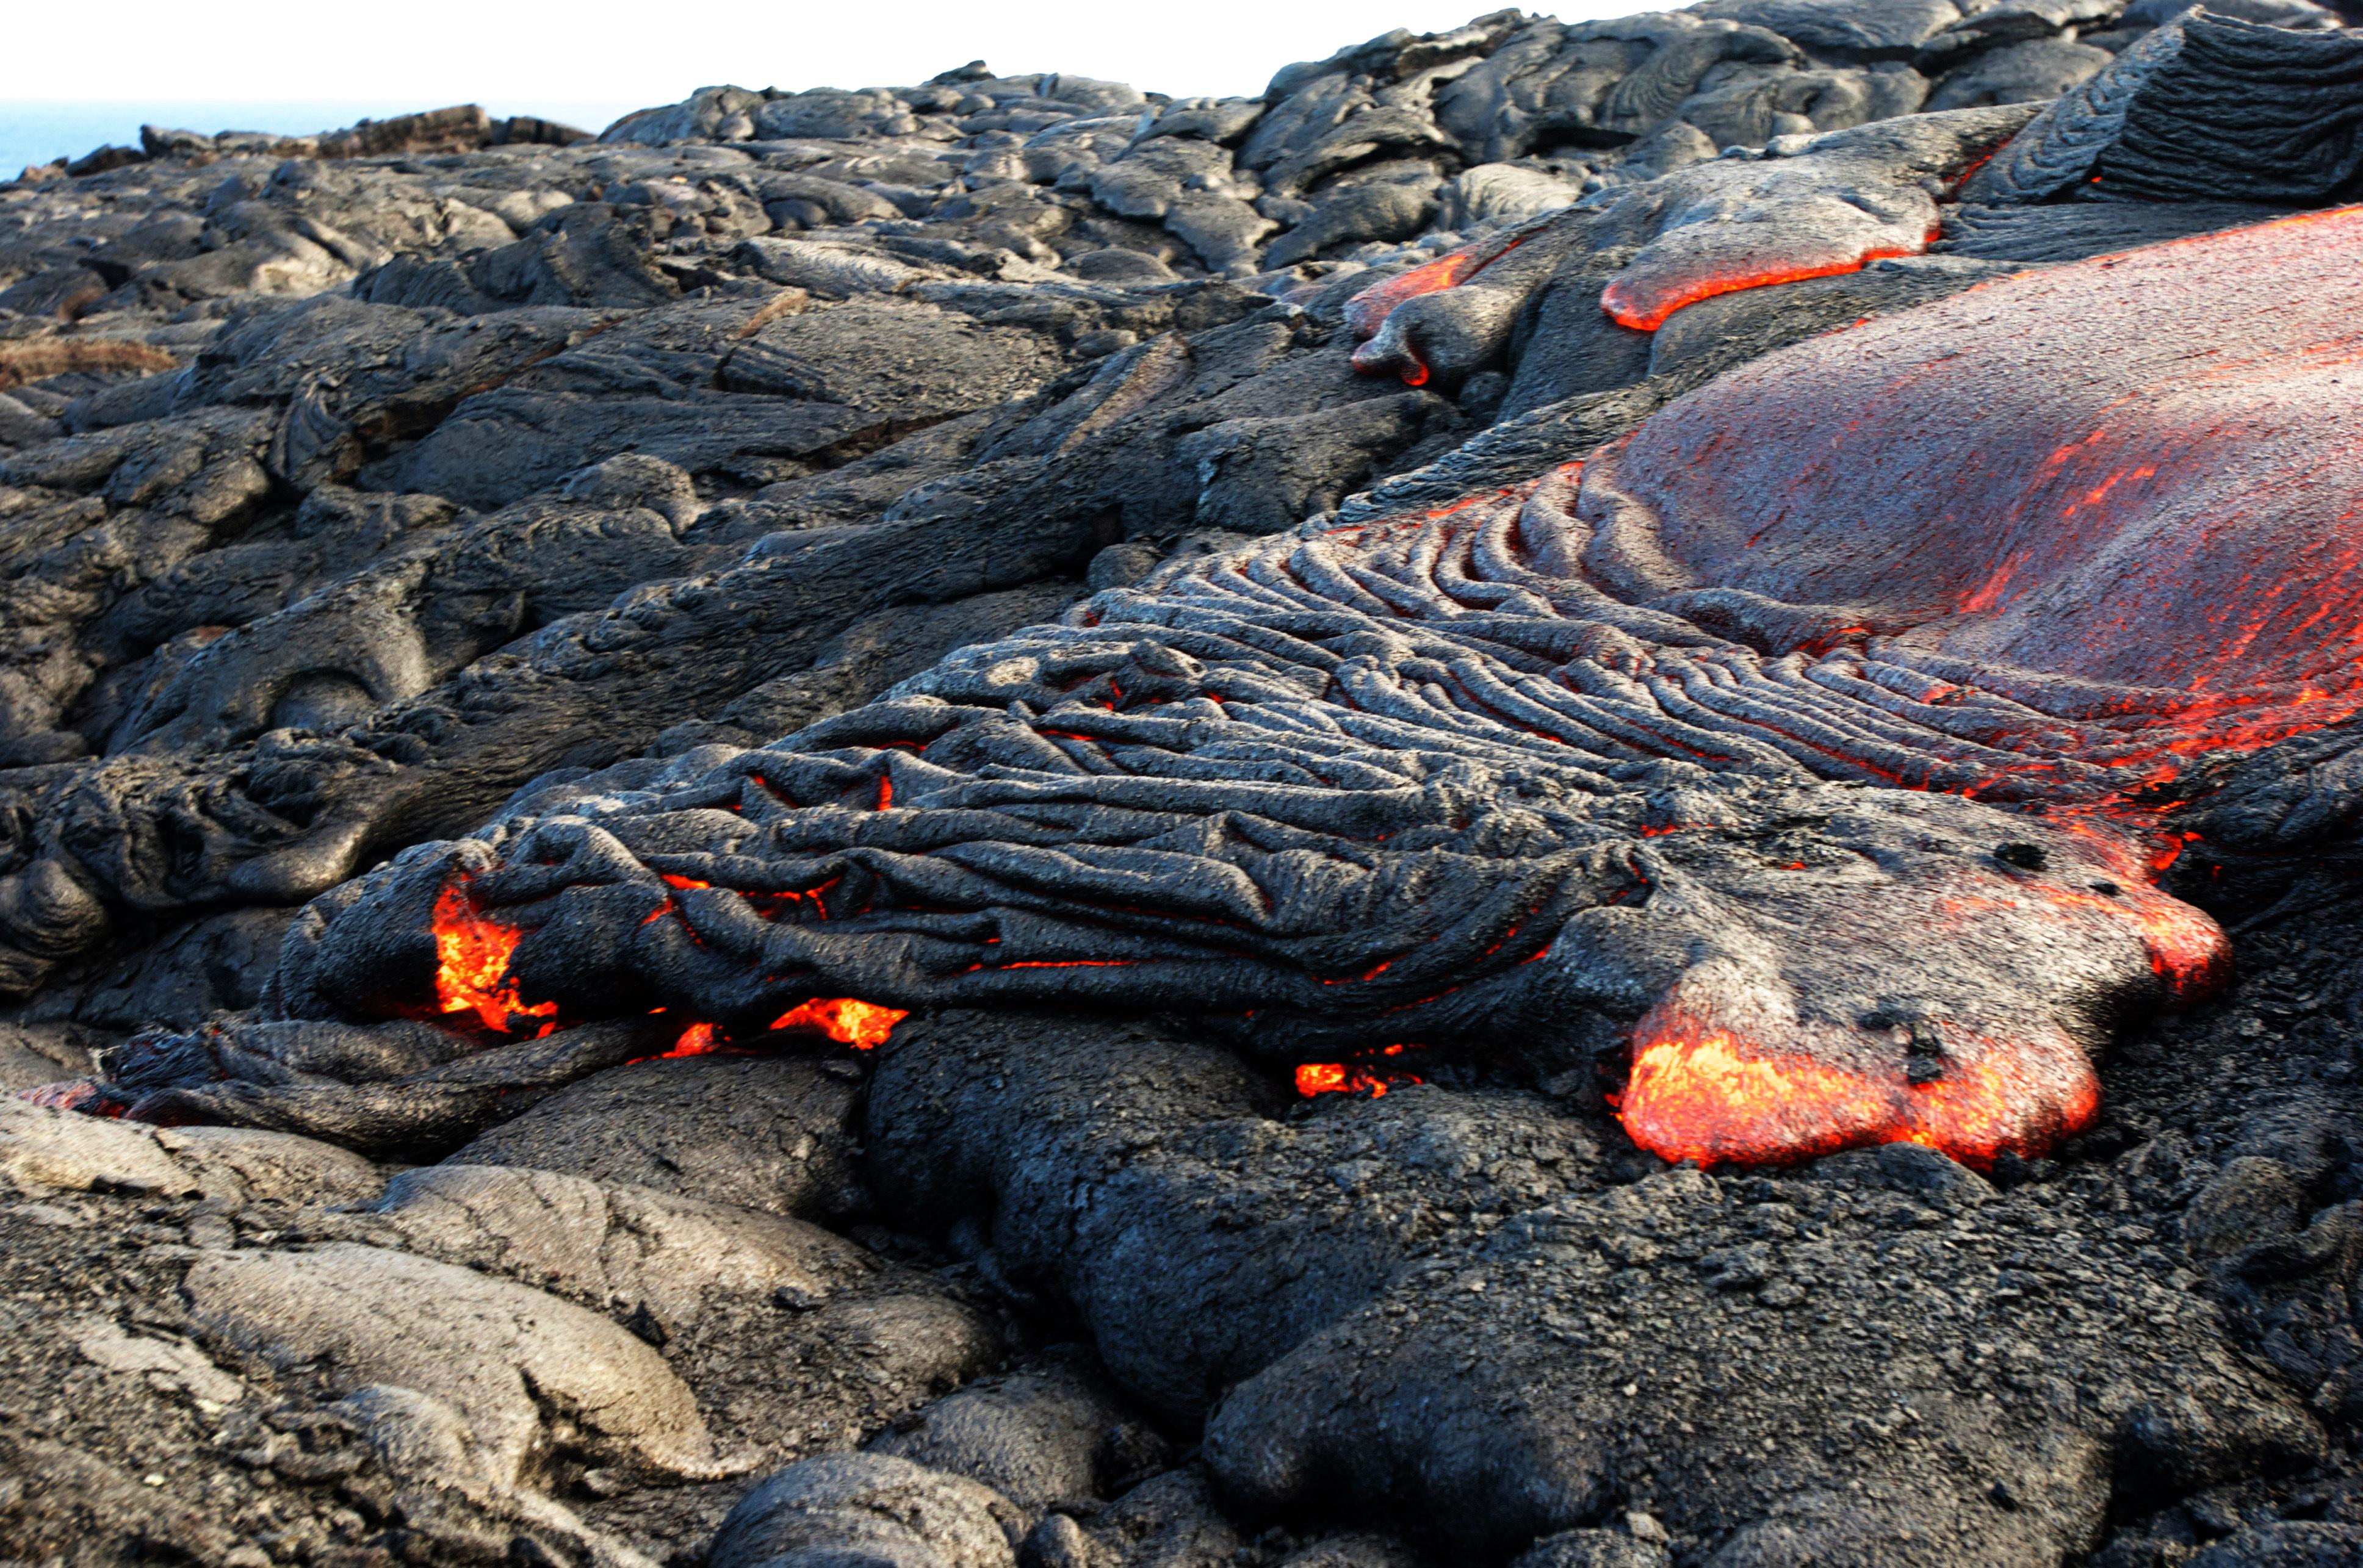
[433,878,906,1051]
[431,881,557,1032]
[352,207,2363,1179]
[1597,241,1928,331]
[1341,242,1498,339]
[1617,1005,2101,1171]
[771,997,909,1050]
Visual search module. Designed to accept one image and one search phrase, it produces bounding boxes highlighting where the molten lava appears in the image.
[770,997,909,1050]
[1598,244,1927,332]
[1342,232,1531,385]
[1618,1005,2100,1171]
[432,881,557,1032]
[1295,1063,1419,1098]
[1341,248,1488,340]
[382,210,2359,1177]
[1598,205,2363,763]
[1295,1045,1423,1098]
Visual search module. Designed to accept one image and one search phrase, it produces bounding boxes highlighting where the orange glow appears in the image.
[1618,1003,2099,1170]
[663,1021,721,1057]
[2043,822,2231,1003]
[1341,234,1530,386]
[1341,250,1485,339]
[994,959,1135,969]
[1297,1062,1349,1095]
[1294,1057,1423,1098]
[1600,246,1924,333]
[432,880,557,1032]
[770,997,909,1050]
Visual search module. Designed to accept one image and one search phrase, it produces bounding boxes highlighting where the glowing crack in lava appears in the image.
[1296,1046,1424,1098]
[432,882,557,1032]
[310,207,2363,1173]
[771,997,909,1050]
[1595,236,1933,333]
[432,879,906,1052]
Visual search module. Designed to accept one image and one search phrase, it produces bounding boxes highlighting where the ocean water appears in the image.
[2,100,648,177]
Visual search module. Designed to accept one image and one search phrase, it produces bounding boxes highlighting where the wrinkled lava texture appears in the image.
[21,8,2363,1566]
[270,206,2363,1173]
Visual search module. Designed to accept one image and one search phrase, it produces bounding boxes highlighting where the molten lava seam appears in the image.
[771,996,909,1050]
[1617,1005,2102,1171]
[1596,244,1929,332]
[1295,1045,1423,1098]
[323,211,2363,1174]
[434,878,907,1052]
[431,882,557,1032]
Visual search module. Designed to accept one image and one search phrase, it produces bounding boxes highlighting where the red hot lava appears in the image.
[1593,206,2363,766]
[431,877,907,1052]
[1596,236,1933,331]
[1619,1007,2101,1171]
[1296,1045,1424,1099]
[771,997,909,1050]
[1587,211,2363,1167]
[413,209,2363,1177]
[432,882,557,1032]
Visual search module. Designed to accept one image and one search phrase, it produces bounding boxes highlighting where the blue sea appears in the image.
[2,100,649,177]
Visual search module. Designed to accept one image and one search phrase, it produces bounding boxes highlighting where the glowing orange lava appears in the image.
[432,880,557,1032]
[1294,1047,1423,1099]
[1600,246,1924,333]
[1341,249,1486,340]
[770,997,909,1050]
[1618,1004,2099,1170]
[2030,820,2233,1003]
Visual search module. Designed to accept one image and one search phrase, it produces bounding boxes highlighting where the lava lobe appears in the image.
[272,206,2363,1173]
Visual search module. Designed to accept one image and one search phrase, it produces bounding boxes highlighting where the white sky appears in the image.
[7,0,1633,118]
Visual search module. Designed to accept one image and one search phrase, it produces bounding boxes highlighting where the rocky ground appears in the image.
[10,1,2363,1564]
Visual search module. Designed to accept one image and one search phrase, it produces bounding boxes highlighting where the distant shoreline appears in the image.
[1,100,644,176]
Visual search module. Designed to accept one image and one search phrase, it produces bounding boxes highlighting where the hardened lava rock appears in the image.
[248,203,2363,1171]
[1961,10,2363,205]
[18,10,2363,1568]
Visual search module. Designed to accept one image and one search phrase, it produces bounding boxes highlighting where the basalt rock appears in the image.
[260,204,2363,1172]
[14,9,2363,1568]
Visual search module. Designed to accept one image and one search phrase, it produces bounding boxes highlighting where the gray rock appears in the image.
[1512,1530,1670,1568]
[871,1354,1149,1514]
[2187,1523,2363,1567]
[708,1452,1023,1568]
[2185,1157,2306,1259]
[453,1052,869,1218]
[185,1242,741,1486]
[376,1162,871,1323]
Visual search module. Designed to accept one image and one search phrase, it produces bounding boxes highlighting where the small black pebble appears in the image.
[1995,841,2047,871]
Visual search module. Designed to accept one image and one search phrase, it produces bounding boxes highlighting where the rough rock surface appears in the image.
[12,5,2363,1567]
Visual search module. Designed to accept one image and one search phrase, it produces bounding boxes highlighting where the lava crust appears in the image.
[261,206,2363,1171]
[16,7,2363,1566]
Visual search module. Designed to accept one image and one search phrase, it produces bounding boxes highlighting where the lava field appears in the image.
[7,5,2363,1566]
